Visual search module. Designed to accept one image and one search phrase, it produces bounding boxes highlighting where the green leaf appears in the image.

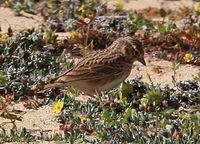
[145,89,162,106]
[120,82,133,100]
[74,137,84,144]
[195,72,200,82]
[121,106,132,123]
[162,131,170,138]
[172,62,180,71]
[55,141,67,144]
[0,72,7,86]
[158,23,167,34]
[162,109,174,118]
[103,110,112,123]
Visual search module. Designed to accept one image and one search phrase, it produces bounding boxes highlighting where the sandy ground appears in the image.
[0,7,42,33]
[129,55,200,87]
[0,1,199,141]
[106,0,196,11]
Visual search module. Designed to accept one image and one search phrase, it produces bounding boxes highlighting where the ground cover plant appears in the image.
[0,0,200,143]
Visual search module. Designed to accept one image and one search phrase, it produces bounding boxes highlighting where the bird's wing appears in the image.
[55,51,131,83]
[48,68,74,83]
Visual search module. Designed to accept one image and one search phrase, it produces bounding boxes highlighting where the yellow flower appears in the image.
[78,5,85,13]
[131,108,137,115]
[52,100,64,113]
[114,0,124,10]
[79,112,90,123]
[86,0,94,3]
[1,34,9,40]
[183,53,194,63]
[86,117,90,122]
[140,98,149,108]
[78,15,84,21]
[70,31,79,41]
[194,4,200,12]
[178,113,189,120]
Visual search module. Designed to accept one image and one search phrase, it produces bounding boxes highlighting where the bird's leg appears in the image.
[95,89,103,106]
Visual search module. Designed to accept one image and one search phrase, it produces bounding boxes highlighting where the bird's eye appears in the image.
[134,51,139,55]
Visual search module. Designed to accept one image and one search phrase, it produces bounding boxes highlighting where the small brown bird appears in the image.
[38,37,146,95]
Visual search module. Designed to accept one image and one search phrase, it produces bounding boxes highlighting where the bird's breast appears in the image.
[97,71,130,92]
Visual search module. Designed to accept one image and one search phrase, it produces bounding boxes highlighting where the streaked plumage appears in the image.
[38,37,146,94]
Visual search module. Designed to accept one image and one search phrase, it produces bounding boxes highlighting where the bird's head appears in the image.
[112,37,146,65]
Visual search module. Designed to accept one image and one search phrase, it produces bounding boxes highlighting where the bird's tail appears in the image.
[37,82,66,94]
[36,68,73,93]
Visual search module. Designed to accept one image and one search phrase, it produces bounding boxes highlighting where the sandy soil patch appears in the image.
[0,7,43,33]
[128,56,200,87]
[105,0,195,10]
[0,103,60,135]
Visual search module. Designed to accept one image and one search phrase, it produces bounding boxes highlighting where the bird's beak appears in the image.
[138,57,146,66]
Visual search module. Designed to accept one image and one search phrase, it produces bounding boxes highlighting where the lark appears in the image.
[38,37,146,95]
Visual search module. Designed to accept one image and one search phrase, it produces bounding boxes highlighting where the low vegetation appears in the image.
[0,0,199,143]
